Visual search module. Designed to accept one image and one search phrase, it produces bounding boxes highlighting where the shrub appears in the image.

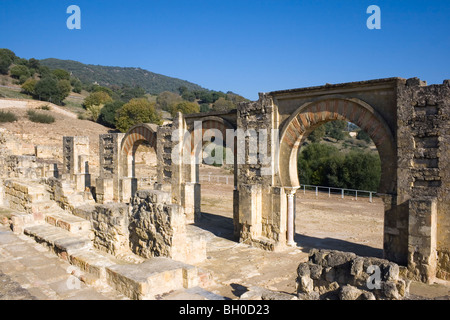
[10,65,30,79]
[298,142,381,191]
[169,101,200,116]
[27,110,55,124]
[115,98,161,132]
[98,100,124,128]
[38,104,51,111]
[83,91,113,108]
[0,110,18,122]
[34,77,70,105]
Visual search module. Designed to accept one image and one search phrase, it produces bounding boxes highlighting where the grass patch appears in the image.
[0,110,18,122]
[27,109,55,124]
[0,86,32,100]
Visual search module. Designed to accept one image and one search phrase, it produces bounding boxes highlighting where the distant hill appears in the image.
[40,58,206,95]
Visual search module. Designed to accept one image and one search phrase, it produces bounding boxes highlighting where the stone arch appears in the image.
[278,98,396,195]
[120,123,158,178]
[186,116,237,183]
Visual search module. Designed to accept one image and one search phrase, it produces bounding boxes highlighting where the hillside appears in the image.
[40,58,206,95]
[0,100,111,175]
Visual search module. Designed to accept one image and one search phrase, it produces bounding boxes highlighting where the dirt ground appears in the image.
[195,165,448,300]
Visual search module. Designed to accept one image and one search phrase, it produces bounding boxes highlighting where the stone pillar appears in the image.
[181,182,200,223]
[285,187,298,247]
[63,136,90,184]
[408,198,437,283]
[96,133,125,203]
[238,184,262,242]
[74,154,91,192]
[120,177,137,203]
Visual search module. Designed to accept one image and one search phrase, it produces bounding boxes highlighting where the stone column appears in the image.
[96,133,125,203]
[408,198,437,283]
[63,136,90,186]
[285,187,298,247]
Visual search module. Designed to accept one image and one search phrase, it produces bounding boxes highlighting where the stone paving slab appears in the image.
[0,225,128,300]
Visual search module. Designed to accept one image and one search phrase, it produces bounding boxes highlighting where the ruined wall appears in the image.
[297,249,409,300]
[396,79,450,281]
[129,190,205,264]
[95,133,125,203]
[90,204,130,256]
[2,155,58,180]
[3,179,48,213]
[236,94,285,249]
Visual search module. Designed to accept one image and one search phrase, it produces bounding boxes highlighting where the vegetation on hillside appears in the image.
[39,58,206,95]
[298,122,381,192]
[1,48,249,132]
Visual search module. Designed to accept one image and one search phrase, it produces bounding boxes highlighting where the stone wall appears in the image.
[236,94,285,248]
[129,190,206,264]
[3,179,48,213]
[397,79,450,281]
[90,204,130,256]
[1,155,58,180]
[297,249,410,300]
[96,133,124,203]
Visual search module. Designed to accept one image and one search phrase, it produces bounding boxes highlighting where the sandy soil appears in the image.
[192,165,388,298]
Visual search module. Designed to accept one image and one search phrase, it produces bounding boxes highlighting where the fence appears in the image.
[299,184,376,203]
[199,174,234,185]
[176,176,377,203]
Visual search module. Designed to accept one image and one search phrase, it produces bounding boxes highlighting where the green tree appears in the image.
[0,49,16,62]
[34,77,60,103]
[33,77,71,105]
[115,98,161,132]
[71,78,83,93]
[52,69,71,80]
[83,91,113,108]
[119,85,146,102]
[57,79,72,100]
[156,91,183,111]
[212,97,235,112]
[356,129,371,144]
[28,58,40,70]
[181,91,196,102]
[298,142,381,191]
[307,125,326,143]
[170,101,200,116]
[98,100,124,128]
[323,120,348,140]
[10,65,30,80]
[21,78,38,95]
[0,53,12,75]
[200,103,210,113]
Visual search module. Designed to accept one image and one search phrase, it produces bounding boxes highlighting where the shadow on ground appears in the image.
[294,233,383,258]
[195,212,383,259]
[193,212,236,241]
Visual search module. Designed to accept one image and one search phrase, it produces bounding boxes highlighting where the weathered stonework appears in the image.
[62,136,91,192]
[129,190,206,265]
[90,203,131,256]
[95,133,125,203]
[296,249,410,300]
[1,76,447,287]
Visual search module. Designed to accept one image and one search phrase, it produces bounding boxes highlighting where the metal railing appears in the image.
[299,184,377,203]
[187,176,378,202]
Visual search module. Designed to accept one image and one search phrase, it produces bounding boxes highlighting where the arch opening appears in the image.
[278,98,396,257]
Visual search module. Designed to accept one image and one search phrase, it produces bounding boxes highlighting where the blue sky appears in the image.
[1,0,449,100]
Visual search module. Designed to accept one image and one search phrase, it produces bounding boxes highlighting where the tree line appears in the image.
[0,48,82,105]
[84,84,248,133]
[297,142,381,192]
